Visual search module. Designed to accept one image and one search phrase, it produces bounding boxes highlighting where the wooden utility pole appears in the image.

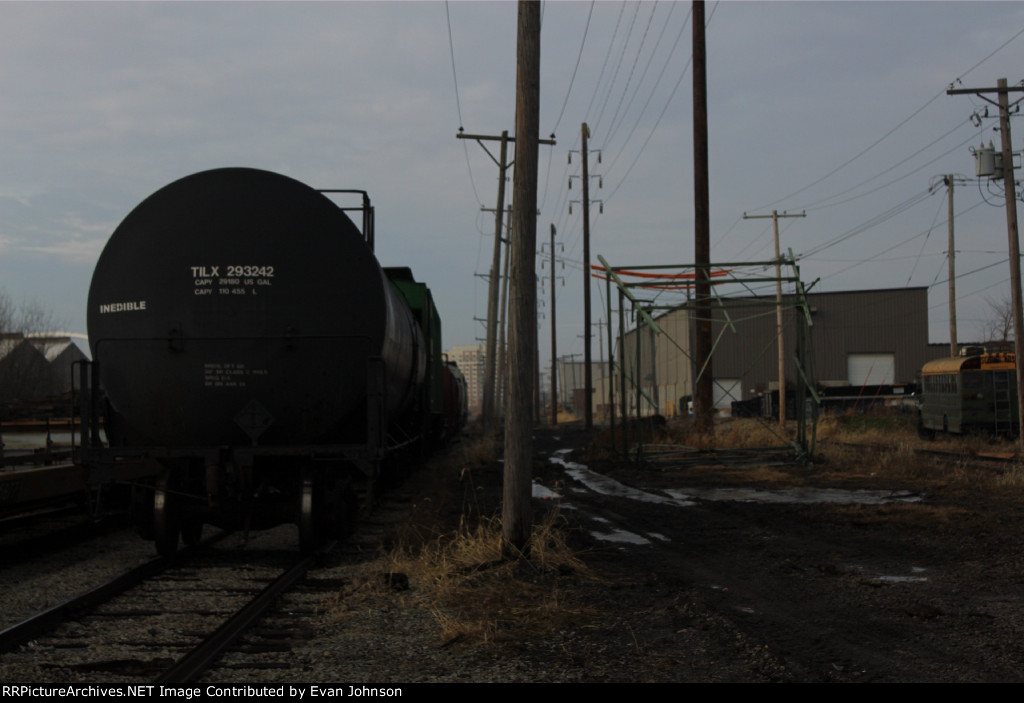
[945,175,958,357]
[692,0,713,433]
[498,207,512,416]
[607,273,615,437]
[535,274,542,423]
[457,131,509,432]
[550,224,558,426]
[948,78,1024,445]
[581,122,594,430]
[503,0,541,553]
[743,210,805,425]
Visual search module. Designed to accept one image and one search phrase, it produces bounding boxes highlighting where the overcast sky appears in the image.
[1,1,1022,371]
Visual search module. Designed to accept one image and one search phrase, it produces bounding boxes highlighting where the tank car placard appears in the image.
[203,362,269,388]
[192,264,275,296]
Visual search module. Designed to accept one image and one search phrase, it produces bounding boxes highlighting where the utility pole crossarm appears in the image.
[457,132,556,145]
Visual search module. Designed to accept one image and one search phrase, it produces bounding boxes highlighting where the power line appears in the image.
[749,24,1024,214]
[549,0,595,136]
[800,188,936,259]
[797,118,974,212]
[592,1,642,133]
[444,2,484,208]
[603,1,664,146]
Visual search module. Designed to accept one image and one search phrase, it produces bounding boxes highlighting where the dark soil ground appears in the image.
[413,420,1024,682]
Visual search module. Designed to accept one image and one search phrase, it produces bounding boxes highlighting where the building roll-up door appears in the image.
[847,354,895,385]
[713,378,742,410]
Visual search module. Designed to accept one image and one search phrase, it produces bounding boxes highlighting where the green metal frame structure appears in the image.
[596,252,819,467]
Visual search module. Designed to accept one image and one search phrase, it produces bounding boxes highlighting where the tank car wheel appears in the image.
[153,473,180,557]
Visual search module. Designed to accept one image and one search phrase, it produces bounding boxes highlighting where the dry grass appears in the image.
[459,430,499,467]
[336,508,594,647]
[814,409,1024,492]
[993,459,1024,488]
[591,408,1023,494]
[556,409,579,424]
[326,432,595,647]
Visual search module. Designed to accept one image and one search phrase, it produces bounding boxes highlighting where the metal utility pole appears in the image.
[692,0,713,433]
[581,122,594,430]
[550,224,558,426]
[504,0,541,553]
[743,210,805,425]
[948,78,1024,444]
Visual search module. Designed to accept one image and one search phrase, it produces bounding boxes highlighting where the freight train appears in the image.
[76,167,463,554]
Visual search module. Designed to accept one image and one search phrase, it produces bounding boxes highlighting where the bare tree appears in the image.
[0,289,58,335]
[0,289,66,403]
[981,295,1014,350]
[0,290,16,335]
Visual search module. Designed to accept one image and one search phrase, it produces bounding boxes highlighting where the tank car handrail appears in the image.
[317,188,374,252]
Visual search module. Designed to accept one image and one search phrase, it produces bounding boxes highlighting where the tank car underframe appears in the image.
[74,357,393,554]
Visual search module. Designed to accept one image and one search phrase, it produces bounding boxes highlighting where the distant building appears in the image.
[0,333,88,402]
[554,359,588,413]
[445,344,486,417]
[580,287,931,417]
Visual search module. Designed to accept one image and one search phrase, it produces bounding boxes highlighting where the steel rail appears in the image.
[154,543,334,684]
[0,532,226,653]
[0,554,173,653]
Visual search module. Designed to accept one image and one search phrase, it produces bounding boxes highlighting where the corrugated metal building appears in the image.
[0,333,88,402]
[596,287,930,416]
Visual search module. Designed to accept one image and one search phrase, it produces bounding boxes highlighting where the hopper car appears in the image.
[76,167,463,554]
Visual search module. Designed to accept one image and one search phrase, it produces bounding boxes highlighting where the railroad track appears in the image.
[0,529,343,683]
[0,475,423,683]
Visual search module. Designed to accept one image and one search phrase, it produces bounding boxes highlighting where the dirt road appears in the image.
[516,423,1024,682]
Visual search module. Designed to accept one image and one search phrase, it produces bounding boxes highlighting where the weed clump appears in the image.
[375,509,591,646]
[326,429,594,648]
